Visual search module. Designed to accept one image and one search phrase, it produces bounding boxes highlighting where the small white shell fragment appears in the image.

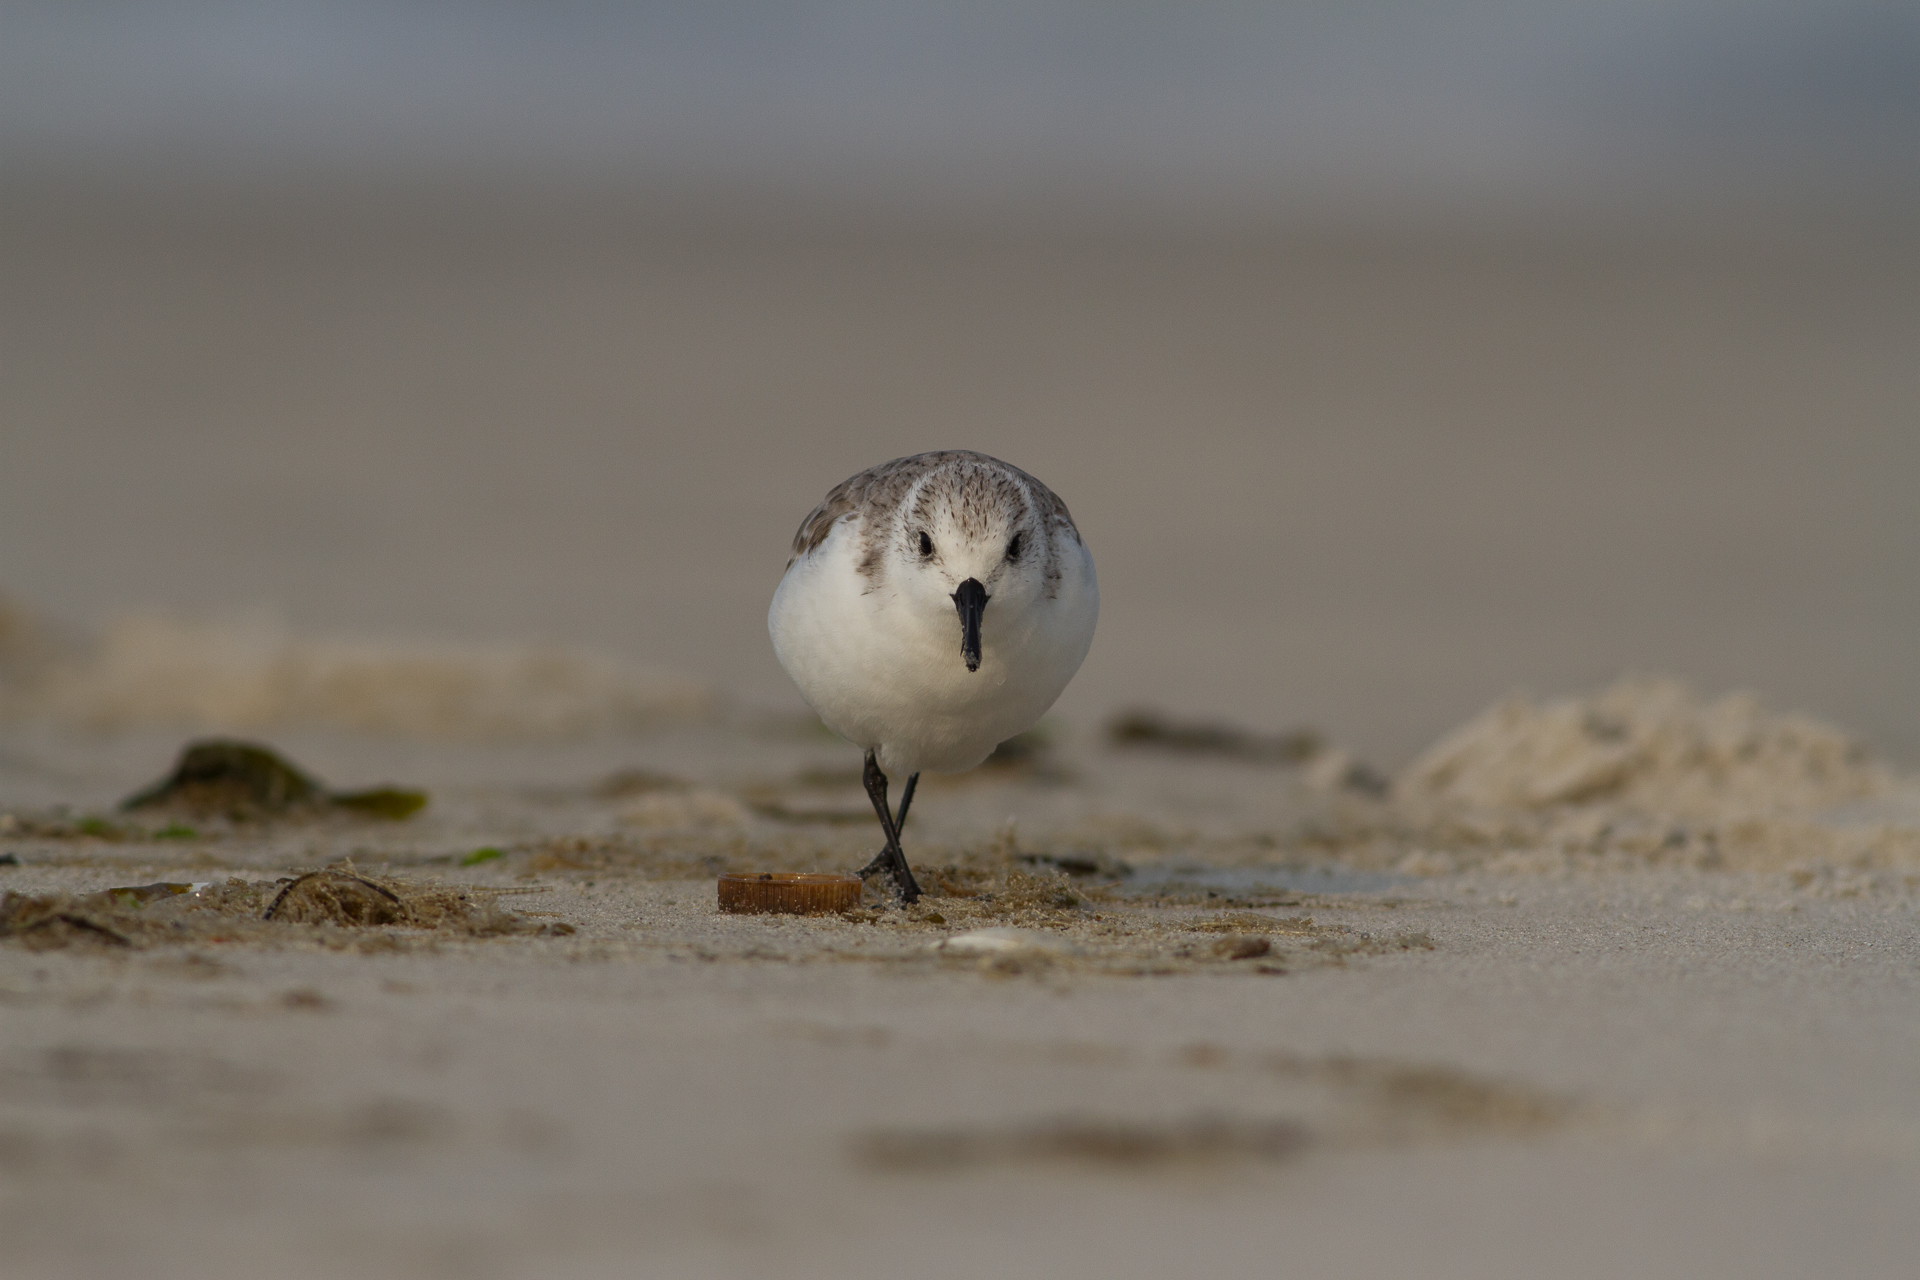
[934,927,1076,957]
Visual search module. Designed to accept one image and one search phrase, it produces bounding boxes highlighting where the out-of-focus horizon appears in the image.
[1,2,1916,768]
[5,1,1918,221]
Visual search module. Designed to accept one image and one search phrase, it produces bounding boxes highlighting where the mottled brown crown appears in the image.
[787,451,1080,591]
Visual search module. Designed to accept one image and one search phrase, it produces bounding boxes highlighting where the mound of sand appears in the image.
[1398,676,1891,823]
[2,609,709,741]
[1380,679,1919,876]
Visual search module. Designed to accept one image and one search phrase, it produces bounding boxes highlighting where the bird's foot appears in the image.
[855,849,922,905]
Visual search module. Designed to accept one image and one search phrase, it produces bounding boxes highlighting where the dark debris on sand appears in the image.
[851,1053,1573,1172]
[0,868,556,952]
[853,1114,1310,1171]
[120,739,428,822]
[1107,709,1325,763]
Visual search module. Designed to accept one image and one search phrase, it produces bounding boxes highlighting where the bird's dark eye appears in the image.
[917,531,934,557]
[1006,533,1023,561]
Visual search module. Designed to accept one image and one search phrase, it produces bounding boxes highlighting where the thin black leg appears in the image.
[857,750,922,903]
[894,772,920,829]
[856,769,920,879]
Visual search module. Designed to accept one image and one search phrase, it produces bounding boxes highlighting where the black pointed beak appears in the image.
[951,578,989,672]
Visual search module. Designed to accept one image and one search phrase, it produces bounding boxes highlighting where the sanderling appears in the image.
[769,451,1099,902]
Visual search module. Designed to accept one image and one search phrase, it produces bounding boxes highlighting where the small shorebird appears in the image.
[769,451,1099,902]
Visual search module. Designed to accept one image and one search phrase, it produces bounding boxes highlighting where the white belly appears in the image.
[769,527,1098,778]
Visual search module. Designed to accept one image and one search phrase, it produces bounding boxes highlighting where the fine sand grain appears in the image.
[3,679,1918,1280]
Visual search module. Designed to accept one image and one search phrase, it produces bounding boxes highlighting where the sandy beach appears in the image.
[3,677,1919,1278]
[4,189,1916,764]
[3,185,1918,1278]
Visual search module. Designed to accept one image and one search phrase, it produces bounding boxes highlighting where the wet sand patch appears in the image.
[851,1054,1573,1173]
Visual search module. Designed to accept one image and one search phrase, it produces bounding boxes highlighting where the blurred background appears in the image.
[1,1,1916,767]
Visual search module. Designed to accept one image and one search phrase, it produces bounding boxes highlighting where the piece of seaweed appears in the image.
[120,739,427,822]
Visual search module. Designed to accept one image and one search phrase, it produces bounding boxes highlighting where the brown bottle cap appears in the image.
[717,872,863,915]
